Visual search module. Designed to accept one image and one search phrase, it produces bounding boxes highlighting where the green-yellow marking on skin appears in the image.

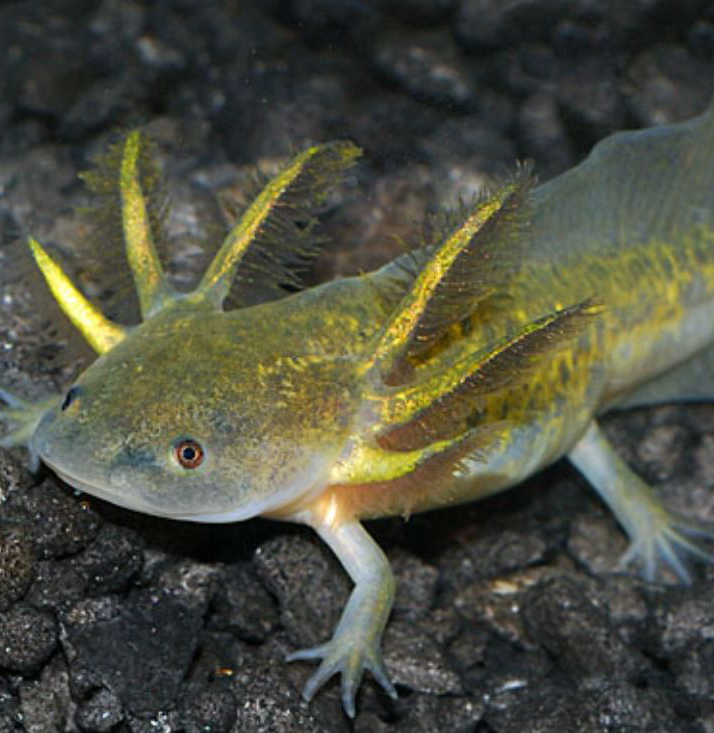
[27,237,126,353]
[366,184,513,381]
[120,131,173,318]
[198,144,330,307]
[373,302,597,429]
[332,435,456,485]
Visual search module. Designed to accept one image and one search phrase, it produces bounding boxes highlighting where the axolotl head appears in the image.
[23,137,377,522]
[32,301,359,521]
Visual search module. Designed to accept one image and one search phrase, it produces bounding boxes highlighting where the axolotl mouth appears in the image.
[43,458,186,519]
[38,449,331,524]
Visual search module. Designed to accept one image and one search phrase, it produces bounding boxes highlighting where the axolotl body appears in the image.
[2,100,714,716]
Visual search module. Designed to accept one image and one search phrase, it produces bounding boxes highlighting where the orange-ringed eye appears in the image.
[175,439,204,469]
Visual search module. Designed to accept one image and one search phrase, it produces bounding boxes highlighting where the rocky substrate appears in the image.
[1,1,714,731]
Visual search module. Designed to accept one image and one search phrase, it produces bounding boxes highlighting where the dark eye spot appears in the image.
[61,386,81,411]
[175,439,204,469]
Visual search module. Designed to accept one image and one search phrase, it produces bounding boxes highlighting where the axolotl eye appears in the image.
[61,386,81,411]
[174,438,204,469]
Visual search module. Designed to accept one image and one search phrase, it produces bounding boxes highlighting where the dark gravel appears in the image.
[1,1,714,731]
[0,604,58,673]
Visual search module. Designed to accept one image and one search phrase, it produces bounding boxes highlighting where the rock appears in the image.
[185,630,247,686]
[372,30,476,109]
[209,562,280,642]
[156,558,220,614]
[518,92,575,180]
[278,0,379,46]
[454,0,591,50]
[60,78,144,140]
[62,591,203,715]
[127,709,182,732]
[382,693,483,732]
[230,659,327,733]
[483,678,683,733]
[636,423,688,481]
[219,66,351,163]
[441,524,548,588]
[671,640,714,699]
[0,604,58,673]
[0,5,95,121]
[254,534,349,648]
[0,452,32,503]
[688,19,714,58]
[556,61,625,148]
[181,684,236,733]
[391,549,438,619]
[659,587,714,655]
[25,559,87,611]
[74,688,124,732]
[18,656,73,733]
[383,620,463,695]
[418,118,517,207]
[71,524,143,595]
[384,0,453,25]
[454,573,536,646]
[0,526,34,611]
[521,575,650,679]
[349,92,444,168]
[0,480,102,559]
[567,510,626,576]
[625,43,714,126]
[0,676,21,732]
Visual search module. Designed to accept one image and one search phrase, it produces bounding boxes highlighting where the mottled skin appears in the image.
[2,103,714,717]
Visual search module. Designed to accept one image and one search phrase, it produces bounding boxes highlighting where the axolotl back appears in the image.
[2,100,714,717]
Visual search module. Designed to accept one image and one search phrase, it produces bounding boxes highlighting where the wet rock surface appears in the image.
[1,1,714,731]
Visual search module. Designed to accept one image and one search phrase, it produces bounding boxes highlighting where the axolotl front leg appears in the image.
[286,502,397,718]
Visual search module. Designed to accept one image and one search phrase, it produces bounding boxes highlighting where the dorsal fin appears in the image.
[366,168,534,386]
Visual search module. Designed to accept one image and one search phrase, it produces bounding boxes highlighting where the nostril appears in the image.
[61,386,81,411]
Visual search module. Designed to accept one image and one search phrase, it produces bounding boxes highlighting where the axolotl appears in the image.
[2,100,714,717]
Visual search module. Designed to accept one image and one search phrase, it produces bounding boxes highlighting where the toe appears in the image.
[366,651,397,699]
[286,643,328,663]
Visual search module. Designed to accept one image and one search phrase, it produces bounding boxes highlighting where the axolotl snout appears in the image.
[3,100,714,716]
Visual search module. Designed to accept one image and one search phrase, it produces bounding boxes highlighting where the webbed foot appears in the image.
[618,510,714,583]
[570,420,714,584]
[288,625,396,718]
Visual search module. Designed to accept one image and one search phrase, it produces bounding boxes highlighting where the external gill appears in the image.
[119,131,176,318]
[354,171,599,456]
[324,299,598,521]
[370,300,600,451]
[364,168,534,386]
[197,141,361,307]
[2,132,360,469]
[27,132,362,351]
